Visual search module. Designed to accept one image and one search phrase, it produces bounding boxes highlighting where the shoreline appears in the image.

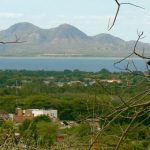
[0,56,143,60]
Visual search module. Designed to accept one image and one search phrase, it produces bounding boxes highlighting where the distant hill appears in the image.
[0,22,149,57]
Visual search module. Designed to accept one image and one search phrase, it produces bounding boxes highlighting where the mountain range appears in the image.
[0,22,149,57]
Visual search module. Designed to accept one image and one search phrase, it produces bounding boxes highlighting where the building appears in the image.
[56,134,66,142]
[13,108,34,123]
[0,112,14,123]
[13,108,58,123]
[100,79,122,84]
[32,109,58,120]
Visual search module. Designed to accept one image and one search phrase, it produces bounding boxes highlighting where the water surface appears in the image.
[0,57,147,72]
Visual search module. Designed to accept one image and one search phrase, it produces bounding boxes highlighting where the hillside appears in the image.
[0,22,149,57]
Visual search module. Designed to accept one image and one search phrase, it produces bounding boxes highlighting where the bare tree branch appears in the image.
[108,0,144,30]
[115,109,144,150]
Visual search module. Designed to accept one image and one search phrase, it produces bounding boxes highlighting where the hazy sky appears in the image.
[0,0,150,42]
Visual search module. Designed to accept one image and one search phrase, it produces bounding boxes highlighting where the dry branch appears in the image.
[108,0,144,30]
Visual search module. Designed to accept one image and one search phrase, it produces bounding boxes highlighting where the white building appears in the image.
[32,109,58,120]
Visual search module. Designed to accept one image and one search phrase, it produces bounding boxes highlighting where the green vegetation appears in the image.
[0,69,149,149]
[19,115,58,148]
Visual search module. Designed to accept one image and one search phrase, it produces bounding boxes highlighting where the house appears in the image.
[13,108,58,123]
[67,81,82,85]
[100,79,122,84]
[0,113,14,123]
[32,109,58,120]
[59,121,78,129]
[13,108,34,123]
[56,134,66,142]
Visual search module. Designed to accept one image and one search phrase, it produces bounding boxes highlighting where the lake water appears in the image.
[0,57,147,72]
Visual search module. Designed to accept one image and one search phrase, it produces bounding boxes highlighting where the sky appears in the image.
[0,0,150,42]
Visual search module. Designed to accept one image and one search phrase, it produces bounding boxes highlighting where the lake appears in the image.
[0,57,147,72]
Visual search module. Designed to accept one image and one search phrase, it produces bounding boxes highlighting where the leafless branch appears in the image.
[115,108,144,150]
[108,0,144,30]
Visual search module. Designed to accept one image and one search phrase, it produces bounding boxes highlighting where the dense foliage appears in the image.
[0,70,149,149]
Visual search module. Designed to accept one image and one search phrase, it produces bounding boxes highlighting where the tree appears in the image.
[88,1,150,150]
[19,115,58,149]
